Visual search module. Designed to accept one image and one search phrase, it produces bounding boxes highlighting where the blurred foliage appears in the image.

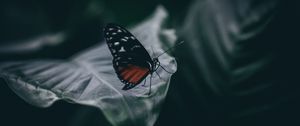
[0,0,190,60]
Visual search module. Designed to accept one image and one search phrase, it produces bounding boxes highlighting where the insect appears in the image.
[104,23,180,94]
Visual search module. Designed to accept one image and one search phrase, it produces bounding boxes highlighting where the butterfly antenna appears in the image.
[155,71,163,80]
[156,41,184,58]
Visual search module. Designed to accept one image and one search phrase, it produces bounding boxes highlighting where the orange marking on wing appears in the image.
[120,65,149,84]
[129,69,149,83]
[120,68,130,76]
[122,69,136,80]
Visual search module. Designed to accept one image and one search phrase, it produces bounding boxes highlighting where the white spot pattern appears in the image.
[119,47,126,52]
[114,42,120,46]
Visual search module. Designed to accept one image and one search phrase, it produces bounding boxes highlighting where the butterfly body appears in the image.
[104,23,159,90]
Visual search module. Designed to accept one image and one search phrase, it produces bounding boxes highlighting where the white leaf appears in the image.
[0,6,177,126]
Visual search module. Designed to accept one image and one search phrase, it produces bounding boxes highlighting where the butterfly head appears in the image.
[152,58,160,72]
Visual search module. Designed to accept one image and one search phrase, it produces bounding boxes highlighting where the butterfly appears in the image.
[103,23,161,93]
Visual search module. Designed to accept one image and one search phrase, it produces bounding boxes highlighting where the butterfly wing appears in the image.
[113,53,151,90]
[104,23,153,90]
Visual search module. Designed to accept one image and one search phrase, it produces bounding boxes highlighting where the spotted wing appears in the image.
[104,23,153,90]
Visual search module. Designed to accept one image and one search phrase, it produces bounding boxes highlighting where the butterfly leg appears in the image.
[148,74,152,95]
[159,65,174,74]
[142,77,147,87]
[155,71,163,80]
